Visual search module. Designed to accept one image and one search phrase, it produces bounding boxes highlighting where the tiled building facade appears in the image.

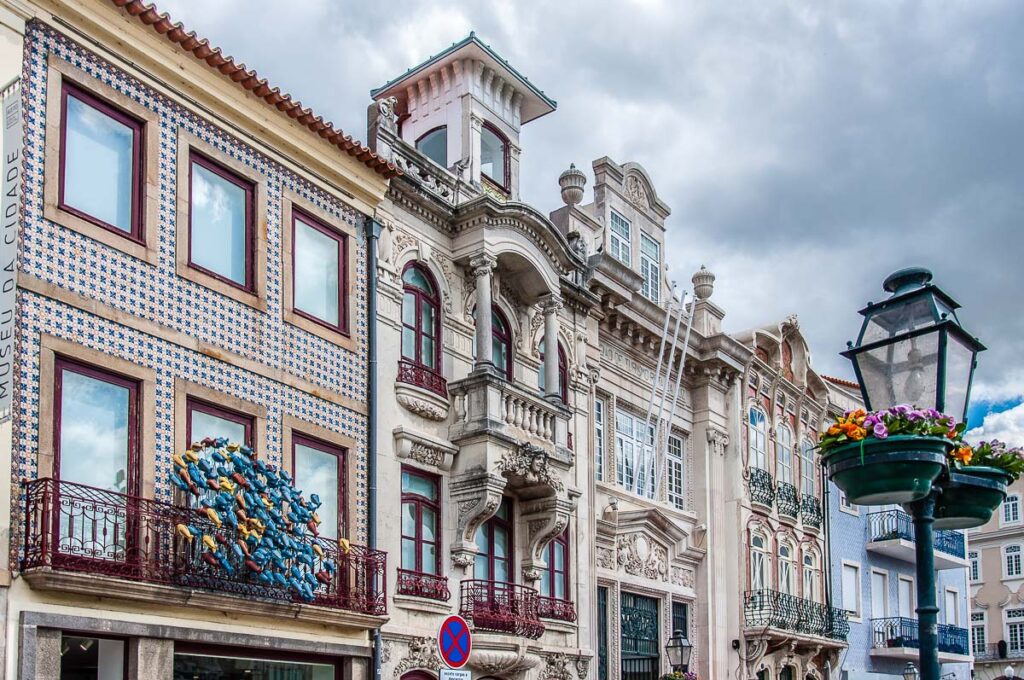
[0,0,397,676]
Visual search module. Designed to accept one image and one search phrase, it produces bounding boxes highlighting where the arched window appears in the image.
[537,339,568,402]
[778,541,795,595]
[803,551,821,602]
[749,408,767,470]
[799,439,815,496]
[541,528,570,601]
[401,263,441,371]
[751,533,769,591]
[776,425,793,484]
[480,123,508,190]
[491,308,513,380]
[415,126,447,168]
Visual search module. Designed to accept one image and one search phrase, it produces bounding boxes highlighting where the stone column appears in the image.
[33,628,62,680]
[128,638,174,679]
[471,254,496,370]
[541,294,562,399]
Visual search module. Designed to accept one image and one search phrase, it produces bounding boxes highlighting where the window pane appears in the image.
[294,442,340,539]
[555,573,565,599]
[401,501,416,537]
[63,94,135,233]
[492,335,507,372]
[421,507,436,542]
[403,266,434,294]
[173,654,334,680]
[416,128,447,168]
[494,527,508,558]
[402,472,437,500]
[401,327,416,360]
[402,292,416,327]
[480,127,506,186]
[421,336,435,369]
[540,570,551,596]
[190,161,249,285]
[421,543,436,574]
[59,368,130,493]
[62,636,125,680]
[401,537,416,570]
[421,304,434,336]
[189,408,247,447]
[294,218,340,326]
[494,557,509,582]
[554,543,565,570]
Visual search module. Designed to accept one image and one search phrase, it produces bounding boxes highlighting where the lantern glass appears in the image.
[853,331,939,413]
[902,662,919,680]
[860,294,937,345]
[944,330,977,424]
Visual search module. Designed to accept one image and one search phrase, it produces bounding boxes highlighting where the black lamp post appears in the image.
[665,630,692,674]
[842,268,985,680]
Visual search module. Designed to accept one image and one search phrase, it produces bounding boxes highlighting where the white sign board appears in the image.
[440,669,471,680]
[0,79,21,423]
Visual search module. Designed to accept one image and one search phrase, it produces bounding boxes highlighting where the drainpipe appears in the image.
[365,216,383,680]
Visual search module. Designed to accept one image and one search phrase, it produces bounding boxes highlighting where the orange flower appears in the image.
[952,446,973,465]
[847,426,867,441]
[827,425,842,437]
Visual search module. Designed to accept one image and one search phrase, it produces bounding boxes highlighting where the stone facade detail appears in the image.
[392,637,444,677]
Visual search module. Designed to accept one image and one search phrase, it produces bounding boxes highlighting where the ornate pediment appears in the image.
[616,533,669,582]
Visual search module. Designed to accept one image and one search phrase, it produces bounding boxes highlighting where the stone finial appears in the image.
[692,265,715,300]
[558,163,586,206]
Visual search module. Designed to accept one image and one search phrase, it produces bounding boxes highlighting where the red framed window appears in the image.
[292,208,348,334]
[415,126,447,168]
[492,308,513,381]
[188,151,255,291]
[58,81,145,240]
[538,339,568,402]
[53,358,140,495]
[292,434,345,540]
[540,528,570,600]
[401,263,441,371]
[401,467,441,575]
[474,497,513,582]
[185,398,253,448]
[480,122,509,191]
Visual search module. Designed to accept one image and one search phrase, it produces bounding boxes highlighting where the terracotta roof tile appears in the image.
[108,0,400,179]
[821,374,861,390]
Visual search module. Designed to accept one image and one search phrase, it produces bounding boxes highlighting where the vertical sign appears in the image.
[0,79,21,423]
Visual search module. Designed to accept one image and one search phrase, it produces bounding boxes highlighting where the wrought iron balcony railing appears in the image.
[870,617,969,656]
[743,589,848,641]
[748,468,776,507]
[866,510,966,559]
[974,642,1024,661]
[800,494,823,529]
[537,595,577,622]
[397,359,448,398]
[20,478,387,615]
[777,482,800,519]
[396,568,450,602]
[459,579,544,639]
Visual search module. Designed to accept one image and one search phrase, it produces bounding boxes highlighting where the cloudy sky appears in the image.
[157,0,1024,443]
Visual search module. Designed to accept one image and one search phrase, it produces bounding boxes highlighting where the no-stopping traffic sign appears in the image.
[438,614,472,669]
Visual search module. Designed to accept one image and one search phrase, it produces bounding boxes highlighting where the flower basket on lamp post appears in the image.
[823,434,950,505]
[933,441,1023,529]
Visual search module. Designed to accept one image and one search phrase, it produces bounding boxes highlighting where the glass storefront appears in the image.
[60,636,125,680]
[173,653,335,680]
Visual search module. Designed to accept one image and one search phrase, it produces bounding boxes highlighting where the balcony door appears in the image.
[621,592,660,680]
[53,359,140,562]
[898,576,914,618]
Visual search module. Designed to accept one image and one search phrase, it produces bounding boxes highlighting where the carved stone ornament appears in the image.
[381,640,393,664]
[393,637,443,677]
[575,656,591,680]
[706,427,730,457]
[671,566,695,588]
[470,648,542,675]
[395,390,448,422]
[498,443,565,493]
[616,533,669,582]
[596,546,615,569]
[377,96,399,134]
[625,174,648,210]
[540,653,575,680]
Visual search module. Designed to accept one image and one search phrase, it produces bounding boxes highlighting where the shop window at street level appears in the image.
[60,635,125,680]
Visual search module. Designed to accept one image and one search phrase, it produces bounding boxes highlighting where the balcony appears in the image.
[459,579,544,639]
[449,369,571,456]
[866,510,967,570]
[397,359,448,398]
[743,589,849,642]
[396,569,450,602]
[777,482,800,520]
[974,643,1024,662]
[801,495,823,529]
[748,468,776,508]
[20,478,387,623]
[870,617,970,663]
[537,595,577,623]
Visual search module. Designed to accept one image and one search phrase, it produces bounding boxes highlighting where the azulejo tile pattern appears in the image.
[12,24,371,541]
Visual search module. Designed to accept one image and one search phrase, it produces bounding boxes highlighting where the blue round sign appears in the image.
[438,614,472,669]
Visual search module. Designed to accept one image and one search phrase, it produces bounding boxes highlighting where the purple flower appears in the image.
[894,404,911,415]
[864,415,880,428]
[873,422,889,439]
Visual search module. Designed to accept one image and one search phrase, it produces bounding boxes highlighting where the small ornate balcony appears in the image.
[870,617,970,662]
[449,368,571,457]
[777,482,800,520]
[459,579,544,639]
[397,359,448,398]
[800,495,823,529]
[396,569,450,602]
[866,510,967,570]
[748,468,776,508]
[537,595,577,623]
[20,478,387,623]
[743,589,848,642]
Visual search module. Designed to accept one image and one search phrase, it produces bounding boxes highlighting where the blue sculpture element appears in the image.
[170,437,338,602]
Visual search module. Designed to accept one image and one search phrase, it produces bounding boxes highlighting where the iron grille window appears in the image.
[621,592,659,680]
[672,601,689,638]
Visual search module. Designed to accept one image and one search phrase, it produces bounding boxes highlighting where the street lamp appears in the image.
[841,267,984,422]
[1006,666,1016,679]
[836,268,988,680]
[665,630,692,673]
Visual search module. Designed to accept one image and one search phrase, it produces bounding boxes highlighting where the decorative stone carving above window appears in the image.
[391,636,443,677]
[616,533,669,582]
[393,426,457,471]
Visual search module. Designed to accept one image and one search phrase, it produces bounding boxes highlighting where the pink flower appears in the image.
[873,422,889,439]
